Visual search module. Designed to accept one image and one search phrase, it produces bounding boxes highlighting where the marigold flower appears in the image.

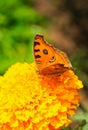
[0,62,83,130]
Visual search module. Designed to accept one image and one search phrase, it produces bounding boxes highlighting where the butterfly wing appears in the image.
[34,34,55,70]
[33,34,73,75]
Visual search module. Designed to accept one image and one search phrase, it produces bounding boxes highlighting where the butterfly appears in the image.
[33,34,73,75]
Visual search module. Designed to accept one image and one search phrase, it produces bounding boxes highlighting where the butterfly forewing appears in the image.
[34,34,55,70]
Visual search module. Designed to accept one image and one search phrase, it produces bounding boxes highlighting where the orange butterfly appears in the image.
[33,34,73,75]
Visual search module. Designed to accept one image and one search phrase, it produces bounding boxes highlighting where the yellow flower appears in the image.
[0,62,83,130]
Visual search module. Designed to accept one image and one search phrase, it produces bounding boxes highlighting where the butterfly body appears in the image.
[33,34,73,75]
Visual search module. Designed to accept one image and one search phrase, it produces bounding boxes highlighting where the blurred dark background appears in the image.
[0,0,88,129]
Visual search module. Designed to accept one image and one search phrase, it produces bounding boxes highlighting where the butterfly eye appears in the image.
[43,49,48,55]
[49,56,56,62]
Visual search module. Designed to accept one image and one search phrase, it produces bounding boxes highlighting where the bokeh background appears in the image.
[0,0,88,129]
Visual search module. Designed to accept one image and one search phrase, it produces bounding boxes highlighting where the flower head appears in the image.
[0,62,83,130]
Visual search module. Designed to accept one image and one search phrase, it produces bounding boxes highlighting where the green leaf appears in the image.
[72,112,86,121]
[71,112,88,123]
